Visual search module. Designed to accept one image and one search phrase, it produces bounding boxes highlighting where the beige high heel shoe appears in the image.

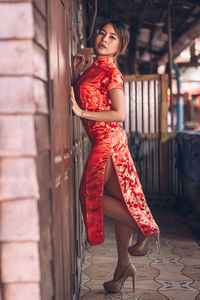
[128,230,160,256]
[103,263,136,293]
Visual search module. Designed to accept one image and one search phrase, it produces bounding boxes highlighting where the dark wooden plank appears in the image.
[35,115,50,152]
[33,78,48,114]
[62,168,74,299]
[33,0,46,17]
[38,189,54,300]
[52,186,64,300]
[160,74,168,134]
[33,5,47,49]
[45,0,87,298]
[154,139,159,195]
[33,42,48,80]
[124,74,160,82]
[160,140,170,196]
[47,1,75,299]
[63,153,73,170]
[141,133,159,139]
[36,151,51,190]
[36,150,53,300]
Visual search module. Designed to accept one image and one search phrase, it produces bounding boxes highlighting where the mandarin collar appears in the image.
[93,56,116,68]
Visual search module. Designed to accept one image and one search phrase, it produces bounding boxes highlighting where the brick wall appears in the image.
[0,1,41,300]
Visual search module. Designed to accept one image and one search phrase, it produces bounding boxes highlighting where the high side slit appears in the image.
[74,56,159,246]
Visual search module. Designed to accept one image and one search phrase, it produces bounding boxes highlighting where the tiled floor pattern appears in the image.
[79,209,200,299]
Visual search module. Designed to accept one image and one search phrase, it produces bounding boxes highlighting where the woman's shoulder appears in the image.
[105,67,124,82]
[105,67,124,90]
[107,66,123,76]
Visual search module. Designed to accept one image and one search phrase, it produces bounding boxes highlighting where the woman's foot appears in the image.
[113,262,131,281]
[128,230,160,256]
[103,263,136,293]
[136,230,146,244]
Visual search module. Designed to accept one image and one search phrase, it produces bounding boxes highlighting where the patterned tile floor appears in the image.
[79,209,200,300]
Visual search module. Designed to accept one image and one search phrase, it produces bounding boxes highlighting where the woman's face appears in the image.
[94,23,120,57]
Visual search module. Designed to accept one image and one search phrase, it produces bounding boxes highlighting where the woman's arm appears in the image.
[71,87,125,122]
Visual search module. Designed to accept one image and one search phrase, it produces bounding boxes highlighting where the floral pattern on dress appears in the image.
[74,56,159,246]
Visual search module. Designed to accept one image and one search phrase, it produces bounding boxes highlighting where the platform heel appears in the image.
[155,230,160,254]
[103,263,136,293]
[132,272,136,292]
[128,230,160,256]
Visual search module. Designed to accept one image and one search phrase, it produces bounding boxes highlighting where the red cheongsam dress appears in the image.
[74,56,159,246]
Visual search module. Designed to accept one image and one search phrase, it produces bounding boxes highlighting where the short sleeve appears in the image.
[107,68,124,91]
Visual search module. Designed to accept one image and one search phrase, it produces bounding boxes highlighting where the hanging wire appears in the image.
[86,0,98,41]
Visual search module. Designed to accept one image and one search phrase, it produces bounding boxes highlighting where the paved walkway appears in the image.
[79,209,200,300]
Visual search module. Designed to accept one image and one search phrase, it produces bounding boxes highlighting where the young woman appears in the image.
[71,20,160,293]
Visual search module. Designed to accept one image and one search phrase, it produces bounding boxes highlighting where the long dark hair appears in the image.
[97,20,130,55]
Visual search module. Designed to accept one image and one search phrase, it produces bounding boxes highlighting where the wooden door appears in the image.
[47,0,75,299]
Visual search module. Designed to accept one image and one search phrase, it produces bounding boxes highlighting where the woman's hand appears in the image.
[71,86,83,117]
[73,53,85,81]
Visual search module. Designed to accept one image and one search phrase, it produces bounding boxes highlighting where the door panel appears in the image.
[47,0,75,299]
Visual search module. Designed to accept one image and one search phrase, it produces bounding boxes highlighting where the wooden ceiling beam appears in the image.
[177,62,200,68]
[158,18,200,65]
[179,0,200,5]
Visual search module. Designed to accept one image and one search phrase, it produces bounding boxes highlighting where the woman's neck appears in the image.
[96,55,114,59]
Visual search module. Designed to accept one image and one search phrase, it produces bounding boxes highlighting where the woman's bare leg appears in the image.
[104,158,139,229]
[104,157,138,280]
[103,194,137,228]
[113,220,133,280]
